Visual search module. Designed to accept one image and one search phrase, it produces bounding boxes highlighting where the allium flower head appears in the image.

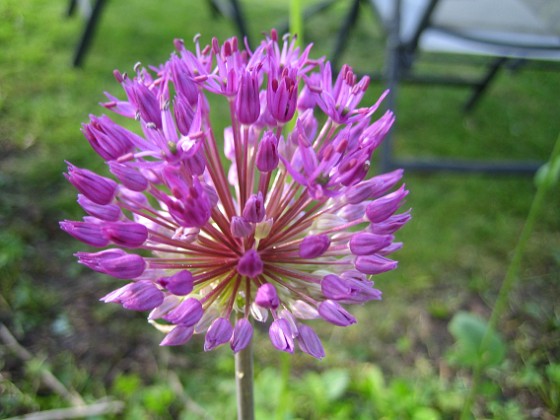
[61,30,410,358]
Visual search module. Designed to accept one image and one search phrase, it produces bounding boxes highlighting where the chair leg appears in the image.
[463,57,507,112]
[229,0,251,46]
[72,0,107,67]
[379,0,403,173]
[67,0,78,16]
[331,0,362,70]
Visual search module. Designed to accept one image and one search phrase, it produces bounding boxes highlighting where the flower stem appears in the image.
[235,316,255,420]
[460,131,560,419]
[290,0,303,44]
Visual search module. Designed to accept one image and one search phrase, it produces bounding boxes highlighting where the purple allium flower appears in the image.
[62,30,410,358]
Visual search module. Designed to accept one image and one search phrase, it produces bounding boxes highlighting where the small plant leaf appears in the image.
[447,312,506,369]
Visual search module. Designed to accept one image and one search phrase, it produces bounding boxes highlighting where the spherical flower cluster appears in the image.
[61,30,410,358]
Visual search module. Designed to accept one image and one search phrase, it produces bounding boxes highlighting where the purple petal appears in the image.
[160,325,195,346]
[297,324,325,359]
[318,300,356,327]
[204,317,233,351]
[269,319,294,353]
[230,318,253,353]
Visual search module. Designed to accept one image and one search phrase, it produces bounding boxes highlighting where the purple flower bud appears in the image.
[101,280,164,311]
[267,68,298,123]
[65,163,117,205]
[349,233,393,256]
[183,145,206,176]
[370,210,412,235]
[118,187,150,210]
[255,283,280,309]
[355,254,398,275]
[82,115,134,161]
[131,82,162,128]
[318,300,356,326]
[60,220,109,247]
[236,70,261,124]
[158,270,194,296]
[160,324,195,346]
[242,192,265,223]
[169,56,199,106]
[108,162,148,191]
[321,274,382,303]
[230,216,253,238]
[237,249,264,278]
[164,297,203,326]
[77,195,121,221]
[297,323,325,359]
[204,317,234,351]
[76,249,146,279]
[102,222,148,248]
[321,274,350,300]
[230,318,253,352]
[278,309,298,337]
[269,319,294,353]
[173,95,195,135]
[256,131,279,172]
[345,169,404,204]
[337,153,370,186]
[378,242,403,256]
[164,179,212,228]
[299,234,330,259]
[366,185,408,223]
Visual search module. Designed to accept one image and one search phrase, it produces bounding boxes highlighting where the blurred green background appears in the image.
[1,1,559,418]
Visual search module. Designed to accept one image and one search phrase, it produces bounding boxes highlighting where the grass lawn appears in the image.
[1,1,559,418]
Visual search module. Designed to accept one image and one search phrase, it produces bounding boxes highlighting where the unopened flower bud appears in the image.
[349,233,393,256]
[230,318,253,353]
[242,192,265,223]
[256,131,279,172]
[131,82,162,128]
[204,317,233,351]
[82,115,134,161]
[297,323,325,359]
[158,270,193,296]
[164,297,203,326]
[269,319,294,353]
[318,300,356,326]
[366,185,408,223]
[102,221,148,248]
[160,324,195,346]
[76,249,146,279]
[59,220,109,247]
[267,68,298,123]
[255,283,280,309]
[345,169,403,204]
[101,280,164,311]
[370,210,412,234]
[231,216,252,238]
[77,195,121,221]
[355,254,397,275]
[65,163,117,205]
[236,70,261,124]
[299,234,330,258]
[108,161,148,191]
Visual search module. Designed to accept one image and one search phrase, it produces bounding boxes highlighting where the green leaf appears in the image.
[112,373,141,397]
[322,369,350,401]
[546,363,560,386]
[447,312,506,369]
